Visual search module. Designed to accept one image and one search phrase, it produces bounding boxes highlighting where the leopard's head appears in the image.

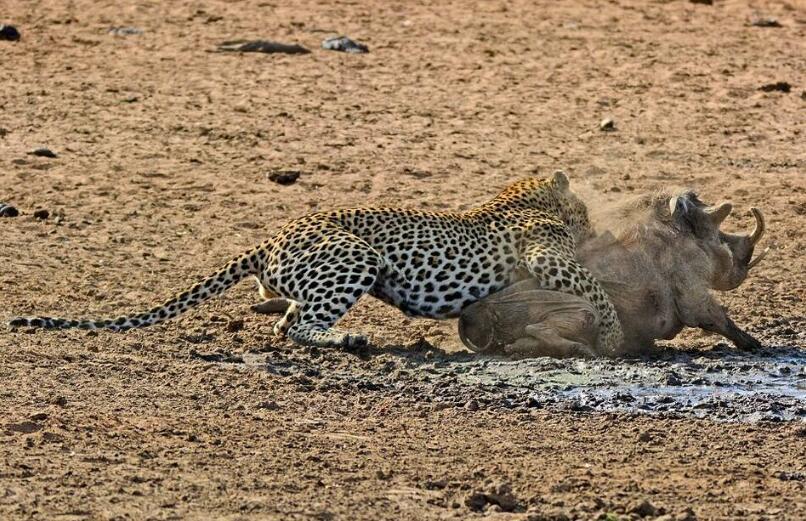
[549,171,594,242]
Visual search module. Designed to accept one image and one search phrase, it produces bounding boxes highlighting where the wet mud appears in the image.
[235,341,806,423]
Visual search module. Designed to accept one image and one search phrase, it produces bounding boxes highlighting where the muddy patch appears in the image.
[238,345,805,423]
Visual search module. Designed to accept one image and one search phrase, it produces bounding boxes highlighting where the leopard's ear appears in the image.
[551,170,570,192]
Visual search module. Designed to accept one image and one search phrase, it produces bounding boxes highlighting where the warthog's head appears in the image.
[667,192,768,291]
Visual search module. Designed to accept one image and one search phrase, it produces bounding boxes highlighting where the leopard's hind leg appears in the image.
[266,229,385,348]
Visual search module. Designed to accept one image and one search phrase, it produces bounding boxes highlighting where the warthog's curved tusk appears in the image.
[749,207,765,245]
[747,247,770,269]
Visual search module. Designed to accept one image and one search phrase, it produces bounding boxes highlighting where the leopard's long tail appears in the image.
[8,246,266,331]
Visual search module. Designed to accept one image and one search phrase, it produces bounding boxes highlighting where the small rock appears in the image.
[637,430,652,443]
[267,170,301,185]
[689,0,713,4]
[759,82,791,93]
[53,396,68,407]
[257,400,280,410]
[33,209,49,220]
[0,24,21,41]
[322,36,369,54]
[0,203,19,217]
[599,118,615,131]
[629,499,658,518]
[464,399,479,411]
[217,40,310,54]
[29,147,58,158]
[749,17,782,28]
[29,412,48,421]
[108,26,143,36]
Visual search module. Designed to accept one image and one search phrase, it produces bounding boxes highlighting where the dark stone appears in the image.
[267,170,301,185]
[750,18,782,28]
[0,203,19,217]
[0,24,21,41]
[217,40,310,54]
[33,209,49,220]
[29,147,57,158]
[759,82,791,93]
[321,36,369,54]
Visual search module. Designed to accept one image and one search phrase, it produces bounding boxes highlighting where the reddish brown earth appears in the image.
[1,0,804,519]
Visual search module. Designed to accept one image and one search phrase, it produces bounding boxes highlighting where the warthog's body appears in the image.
[459,191,768,357]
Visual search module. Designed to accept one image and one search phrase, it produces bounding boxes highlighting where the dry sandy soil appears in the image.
[1,0,805,519]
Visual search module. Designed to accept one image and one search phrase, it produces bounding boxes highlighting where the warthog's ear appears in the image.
[705,203,732,226]
[551,170,570,192]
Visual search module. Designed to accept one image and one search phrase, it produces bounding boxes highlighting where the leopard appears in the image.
[9,171,624,353]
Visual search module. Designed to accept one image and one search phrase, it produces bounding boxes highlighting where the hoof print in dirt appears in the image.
[267,170,301,185]
[108,26,144,36]
[0,24,20,41]
[28,147,57,158]
[321,36,369,54]
[0,203,19,217]
[217,40,310,54]
[759,82,791,93]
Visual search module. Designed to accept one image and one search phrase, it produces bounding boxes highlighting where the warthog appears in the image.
[458,191,769,357]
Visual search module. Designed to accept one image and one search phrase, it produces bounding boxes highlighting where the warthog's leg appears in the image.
[679,292,762,350]
[504,323,597,358]
[520,243,624,354]
[251,297,292,314]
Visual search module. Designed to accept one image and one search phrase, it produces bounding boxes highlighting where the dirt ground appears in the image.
[1,0,805,519]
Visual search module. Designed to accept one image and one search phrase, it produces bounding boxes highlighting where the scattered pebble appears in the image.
[600,118,615,131]
[29,412,48,421]
[0,203,19,217]
[321,36,369,54]
[267,170,301,185]
[749,17,782,28]
[33,209,49,220]
[29,147,58,158]
[108,26,144,36]
[217,40,310,54]
[0,24,20,41]
[759,82,791,93]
